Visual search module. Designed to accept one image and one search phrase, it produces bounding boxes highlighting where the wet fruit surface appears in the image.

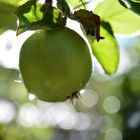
[19,27,92,102]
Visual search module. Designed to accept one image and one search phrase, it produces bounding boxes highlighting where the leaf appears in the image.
[56,0,71,16]
[15,0,66,35]
[0,2,17,34]
[72,9,104,41]
[92,22,119,74]
[0,0,27,6]
[94,0,140,34]
[131,0,140,3]
[118,0,140,15]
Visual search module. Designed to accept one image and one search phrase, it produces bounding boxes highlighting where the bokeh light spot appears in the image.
[0,99,16,123]
[105,128,122,140]
[128,111,140,128]
[103,96,120,114]
[18,103,40,127]
[81,89,98,108]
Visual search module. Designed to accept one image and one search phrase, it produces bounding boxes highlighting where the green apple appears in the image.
[19,27,92,102]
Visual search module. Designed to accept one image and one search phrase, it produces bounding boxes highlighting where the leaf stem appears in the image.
[79,0,86,9]
[73,0,91,9]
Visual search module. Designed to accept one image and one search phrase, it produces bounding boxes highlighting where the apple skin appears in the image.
[19,27,92,102]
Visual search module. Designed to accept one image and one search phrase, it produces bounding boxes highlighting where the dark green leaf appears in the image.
[56,0,71,16]
[94,0,140,34]
[131,0,140,3]
[92,22,119,74]
[0,2,17,34]
[15,0,66,35]
[118,0,140,15]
